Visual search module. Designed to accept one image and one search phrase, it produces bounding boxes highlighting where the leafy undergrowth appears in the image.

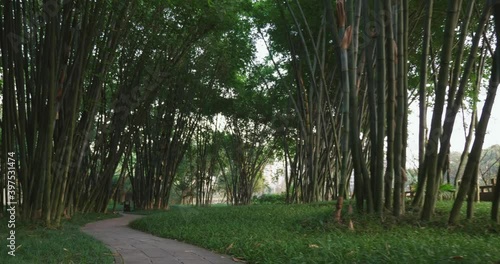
[0,212,119,263]
[127,209,166,215]
[130,202,500,264]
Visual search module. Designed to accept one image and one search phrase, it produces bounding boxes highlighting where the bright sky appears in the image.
[406,89,500,168]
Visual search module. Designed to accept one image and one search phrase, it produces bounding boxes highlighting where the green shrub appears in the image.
[252,193,286,204]
[439,183,457,200]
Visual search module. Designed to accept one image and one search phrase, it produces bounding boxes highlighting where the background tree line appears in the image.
[1,0,500,227]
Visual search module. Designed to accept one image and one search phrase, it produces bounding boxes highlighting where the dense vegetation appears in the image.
[130,202,500,263]
[1,0,500,238]
[2,0,500,262]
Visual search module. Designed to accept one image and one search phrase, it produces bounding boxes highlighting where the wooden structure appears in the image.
[479,179,497,202]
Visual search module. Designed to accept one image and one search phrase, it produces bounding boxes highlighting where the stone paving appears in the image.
[82,213,236,264]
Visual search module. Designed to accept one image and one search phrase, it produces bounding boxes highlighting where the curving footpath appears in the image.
[82,213,236,264]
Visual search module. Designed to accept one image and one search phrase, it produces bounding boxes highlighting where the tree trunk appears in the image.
[383,0,396,211]
[412,0,434,206]
[449,3,500,224]
[393,0,406,217]
[421,0,463,221]
[466,164,479,220]
[491,163,500,223]
[374,0,387,216]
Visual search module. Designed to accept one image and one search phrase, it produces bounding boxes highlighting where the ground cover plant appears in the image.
[0,213,118,263]
[252,194,287,205]
[130,202,500,264]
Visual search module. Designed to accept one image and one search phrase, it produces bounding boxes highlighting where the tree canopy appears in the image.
[1,0,500,227]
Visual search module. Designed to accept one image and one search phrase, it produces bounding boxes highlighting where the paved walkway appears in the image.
[82,213,236,264]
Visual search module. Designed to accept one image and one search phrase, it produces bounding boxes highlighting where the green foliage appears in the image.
[252,193,286,205]
[130,202,500,264]
[439,183,457,193]
[439,184,457,200]
[0,213,119,263]
[107,199,125,211]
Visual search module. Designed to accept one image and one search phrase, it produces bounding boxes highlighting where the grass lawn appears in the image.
[0,212,119,263]
[130,202,500,264]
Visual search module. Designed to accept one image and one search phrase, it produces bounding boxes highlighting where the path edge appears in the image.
[80,213,129,264]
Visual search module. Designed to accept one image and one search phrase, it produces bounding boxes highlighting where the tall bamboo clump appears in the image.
[0,0,133,226]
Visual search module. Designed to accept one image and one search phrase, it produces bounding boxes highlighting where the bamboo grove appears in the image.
[1,0,500,227]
